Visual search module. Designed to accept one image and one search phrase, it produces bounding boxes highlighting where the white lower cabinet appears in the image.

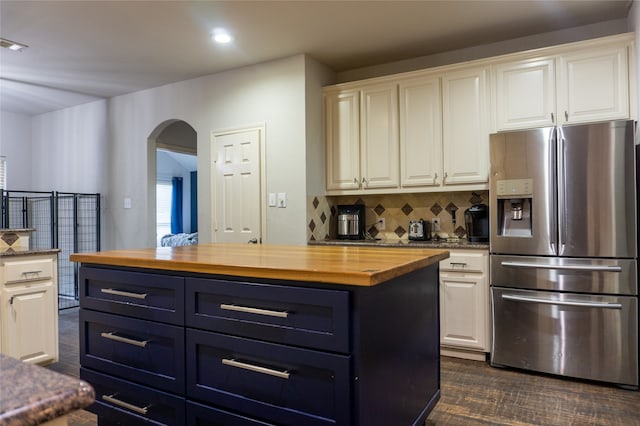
[439,249,489,361]
[0,253,59,365]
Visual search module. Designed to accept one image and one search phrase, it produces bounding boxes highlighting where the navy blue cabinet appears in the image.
[78,264,440,425]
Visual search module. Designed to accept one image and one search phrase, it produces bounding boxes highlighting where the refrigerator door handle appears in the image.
[556,128,566,255]
[501,294,623,309]
[500,261,622,272]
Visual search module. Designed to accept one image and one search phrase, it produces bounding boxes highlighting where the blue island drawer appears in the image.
[186,278,350,352]
[186,400,275,426]
[80,309,185,393]
[81,368,185,426]
[186,329,352,426]
[80,266,185,325]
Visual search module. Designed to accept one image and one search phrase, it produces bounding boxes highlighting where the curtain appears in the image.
[171,177,183,234]
[190,171,198,232]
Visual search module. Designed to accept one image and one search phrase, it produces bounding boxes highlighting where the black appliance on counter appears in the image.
[464,204,489,242]
[337,204,365,240]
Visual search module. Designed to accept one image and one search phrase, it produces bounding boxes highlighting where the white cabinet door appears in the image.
[442,66,490,185]
[325,90,360,190]
[440,273,488,351]
[360,83,399,189]
[493,58,556,130]
[558,45,629,124]
[2,280,58,364]
[399,75,442,187]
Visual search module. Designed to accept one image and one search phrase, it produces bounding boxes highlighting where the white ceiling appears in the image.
[0,0,633,116]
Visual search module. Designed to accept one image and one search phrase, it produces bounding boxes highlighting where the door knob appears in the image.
[248,238,258,244]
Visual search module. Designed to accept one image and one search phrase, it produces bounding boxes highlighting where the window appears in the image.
[156,180,173,246]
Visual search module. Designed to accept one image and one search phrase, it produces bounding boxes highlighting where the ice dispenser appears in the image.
[496,178,533,237]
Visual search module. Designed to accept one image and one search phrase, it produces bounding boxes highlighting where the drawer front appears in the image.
[80,309,185,393]
[82,368,185,425]
[186,278,349,353]
[3,257,54,283]
[80,267,185,325]
[440,251,486,273]
[186,329,351,426]
[186,400,275,426]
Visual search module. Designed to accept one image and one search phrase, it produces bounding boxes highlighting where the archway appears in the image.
[147,119,197,246]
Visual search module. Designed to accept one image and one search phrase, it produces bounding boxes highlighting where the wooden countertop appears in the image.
[0,355,94,425]
[70,243,449,286]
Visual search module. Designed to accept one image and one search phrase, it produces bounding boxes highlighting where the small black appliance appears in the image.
[464,203,489,242]
[337,204,365,240]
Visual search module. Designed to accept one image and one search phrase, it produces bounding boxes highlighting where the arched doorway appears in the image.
[147,120,197,246]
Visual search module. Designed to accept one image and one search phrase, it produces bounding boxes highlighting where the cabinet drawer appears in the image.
[80,267,185,325]
[186,329,351,426]
[186,400,275,426]
[80,309,185,393]
[3,257,54,283]
[440,251,486,273]
[186,278,350,353]
[81,368,185,426]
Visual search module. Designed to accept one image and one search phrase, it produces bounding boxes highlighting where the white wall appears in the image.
[0,110,32,190]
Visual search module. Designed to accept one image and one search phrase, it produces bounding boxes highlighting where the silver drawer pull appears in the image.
[502,294,622,309]
[222,358,290,379]
[102,394,150,415]
[449,262,467,267]
[21,270,43,276]
[220,303,289,318]
[501,261,622,272]
[100,331,149,348]
[101,288,148,300]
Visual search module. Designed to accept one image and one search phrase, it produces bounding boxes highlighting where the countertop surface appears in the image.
[70,243,449,286]
[309,238,489,250]
[0,248,61,257]
[0,355,95,426]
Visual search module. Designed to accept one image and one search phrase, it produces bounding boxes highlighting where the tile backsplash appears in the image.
[307,191,489,241]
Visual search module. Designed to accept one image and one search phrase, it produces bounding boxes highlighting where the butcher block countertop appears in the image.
[70,243,449,286]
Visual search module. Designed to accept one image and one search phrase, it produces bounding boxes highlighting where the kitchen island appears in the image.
[71,243,449,426]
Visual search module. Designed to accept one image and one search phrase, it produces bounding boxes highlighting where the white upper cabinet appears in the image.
[558,45,629,125]
[493,41,631,131]
[399,75,442,187]
[325,90,360,191]
[493,58,556,130]
[442,66,490,186]
[360,82,399,189]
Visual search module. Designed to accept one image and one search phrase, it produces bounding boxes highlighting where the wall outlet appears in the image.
[432,218,440,232]
[376,218,386,231]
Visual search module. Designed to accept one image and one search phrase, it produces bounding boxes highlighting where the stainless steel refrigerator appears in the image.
[489,120,638,388]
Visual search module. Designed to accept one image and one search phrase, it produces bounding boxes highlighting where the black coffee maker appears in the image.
[464,204,489,242]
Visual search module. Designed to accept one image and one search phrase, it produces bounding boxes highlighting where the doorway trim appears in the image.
[210,123,267,243]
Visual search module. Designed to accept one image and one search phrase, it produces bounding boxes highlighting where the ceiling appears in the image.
[0,0,633,116]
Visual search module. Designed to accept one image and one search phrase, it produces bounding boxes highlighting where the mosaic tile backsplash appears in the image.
[307,191,489,241]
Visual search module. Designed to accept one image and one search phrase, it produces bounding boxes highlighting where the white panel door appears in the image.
[442,66,490,185]
[558,45,629,124]
[493,58,556,130]
[399,75,442,187]
[439,274,487,350]
[324,90,361,190]
[360,83,399,189]
[212,128,262,243]
[2,281,57,364]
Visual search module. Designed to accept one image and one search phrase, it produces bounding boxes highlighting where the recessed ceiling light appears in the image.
[0,38,28,51]
[211,28,233,44]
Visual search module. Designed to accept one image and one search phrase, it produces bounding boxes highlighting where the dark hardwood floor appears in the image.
[48,308,640,426]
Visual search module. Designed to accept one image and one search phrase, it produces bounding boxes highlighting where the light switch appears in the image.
[277,192,287,208]
[268,193,277,207]
[124,197,132,209]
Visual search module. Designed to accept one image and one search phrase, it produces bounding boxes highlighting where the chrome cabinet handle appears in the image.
[353,177,358,184]
[102,394,150,415]
[100,331,149,348]
[433,172,438,184]
[222,358,291,379]
[502,294,622,309]
[21,270,43,276]
[500,261,622,272]
[565,110,568,121]
[220,303,289,318]
[551,112,555,123]
[101,288,148,300]
[362,177,367,187]
[449,262,468,268]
